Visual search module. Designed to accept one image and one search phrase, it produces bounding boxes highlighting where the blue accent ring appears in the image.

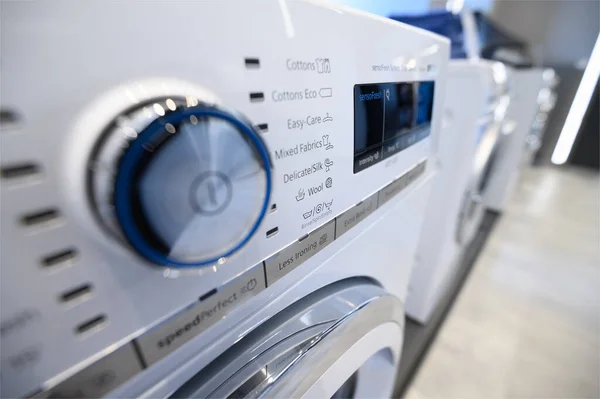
[113,106,272,268]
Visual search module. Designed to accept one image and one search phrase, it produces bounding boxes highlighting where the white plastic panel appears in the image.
[113,170,436,399]
[406,60,497,324]
[0,2,449,397]
[484,68,546,211]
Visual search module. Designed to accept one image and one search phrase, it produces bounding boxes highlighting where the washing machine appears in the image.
[0,2,449,398]
[484,67,547,212]
[404,59,509,324]
[523,68,559,165]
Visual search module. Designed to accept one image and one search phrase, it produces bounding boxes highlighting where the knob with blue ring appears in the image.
[112,103,271,268]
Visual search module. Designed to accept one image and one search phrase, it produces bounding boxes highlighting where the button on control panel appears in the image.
[31,344,142,399]
[378,162,426,206]
[264,219,336,286]
[136,264,266,366]
[335,193,378,238]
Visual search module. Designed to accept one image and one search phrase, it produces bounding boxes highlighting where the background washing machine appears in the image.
[405,59,509,324]
[0,2,449,398]
[484,67,548,212]
[523,69,559,166]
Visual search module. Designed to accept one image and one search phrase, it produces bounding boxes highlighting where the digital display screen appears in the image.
[354,81,435,173]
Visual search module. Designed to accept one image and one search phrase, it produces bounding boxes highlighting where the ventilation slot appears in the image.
[0,108,22,129]
[20,209,60,227]
[41,248,78,268]
[75,314,107,335]
[1,163,41,180]
[270,203,277,213]
[60,284,93,304]
[199,288,217,302]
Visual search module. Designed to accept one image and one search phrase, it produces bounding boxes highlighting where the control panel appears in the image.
[0,2,449,397]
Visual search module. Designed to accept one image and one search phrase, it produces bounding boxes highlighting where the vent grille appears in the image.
[20,208,61,227]
[75,314,107,335]
[41,248,78,269]
[1,163,42,180]
[0,109,111,343]
[60,284,93,304]
[0,108,23,129]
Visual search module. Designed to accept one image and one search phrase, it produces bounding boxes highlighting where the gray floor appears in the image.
[406,166,600,399]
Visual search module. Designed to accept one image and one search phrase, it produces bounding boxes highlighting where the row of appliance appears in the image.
[0,2,557,398]
[394,9,560,323]
[406,62,558,323]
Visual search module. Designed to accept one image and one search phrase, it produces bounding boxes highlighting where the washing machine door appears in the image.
[171,280,404,399]
[456,114,503,245]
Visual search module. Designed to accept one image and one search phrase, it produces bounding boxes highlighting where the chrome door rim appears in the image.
[170,279,404,399]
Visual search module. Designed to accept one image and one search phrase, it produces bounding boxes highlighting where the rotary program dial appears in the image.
[89,97,272,268]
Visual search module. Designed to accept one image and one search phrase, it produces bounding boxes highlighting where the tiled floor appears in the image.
[406,166,600,399]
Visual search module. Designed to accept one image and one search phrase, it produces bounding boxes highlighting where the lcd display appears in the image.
[354,81,435,173]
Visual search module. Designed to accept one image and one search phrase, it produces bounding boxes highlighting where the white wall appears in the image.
[491,0,600,65]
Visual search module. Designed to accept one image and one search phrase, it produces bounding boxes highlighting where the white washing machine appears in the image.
[406,60,509,324]
[484,67,547,212]
[523,69,559,165]
[0,2,449,398]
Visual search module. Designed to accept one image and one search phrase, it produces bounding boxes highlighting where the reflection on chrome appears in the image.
[166,98,177,111]
[186,96,199,107]
[153,103,166,116]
